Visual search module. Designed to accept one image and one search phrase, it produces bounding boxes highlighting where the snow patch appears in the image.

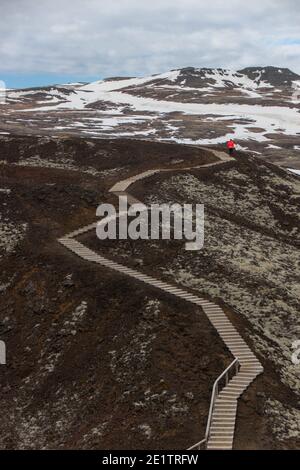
[288,168,300,176]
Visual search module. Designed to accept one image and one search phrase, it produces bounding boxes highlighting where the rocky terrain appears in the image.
[84,149,300,449]
[0,134,299,449]
[0,66,299,169]
[0,136,228,450]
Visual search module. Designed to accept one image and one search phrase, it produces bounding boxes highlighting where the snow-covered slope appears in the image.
[7,67,300,110]
[1,67,300,168]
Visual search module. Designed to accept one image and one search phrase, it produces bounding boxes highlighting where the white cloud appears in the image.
[0,0,299,77]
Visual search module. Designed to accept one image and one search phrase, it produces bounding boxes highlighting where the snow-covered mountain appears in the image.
[1,66,300,168]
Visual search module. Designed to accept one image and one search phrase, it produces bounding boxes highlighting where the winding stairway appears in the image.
[58,148,263,450]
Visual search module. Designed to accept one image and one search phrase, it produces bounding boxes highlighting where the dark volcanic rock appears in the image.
[238,66,300,87]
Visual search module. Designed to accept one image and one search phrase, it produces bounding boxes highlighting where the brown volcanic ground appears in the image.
[0,136,226,450]
[0,135,299,449]
[84,151,300,449]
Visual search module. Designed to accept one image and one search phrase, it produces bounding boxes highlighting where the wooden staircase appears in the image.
[58,149,263,450]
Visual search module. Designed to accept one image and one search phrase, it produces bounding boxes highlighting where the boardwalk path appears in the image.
[58,148,263,450]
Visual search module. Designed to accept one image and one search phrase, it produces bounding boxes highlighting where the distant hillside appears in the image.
[1,66,300,169]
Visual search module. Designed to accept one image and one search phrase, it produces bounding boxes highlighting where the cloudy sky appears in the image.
[0,0,300,88]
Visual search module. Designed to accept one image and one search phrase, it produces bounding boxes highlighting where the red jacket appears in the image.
[227,140,235,149]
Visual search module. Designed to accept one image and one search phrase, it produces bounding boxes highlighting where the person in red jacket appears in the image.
[226,138,236,156]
